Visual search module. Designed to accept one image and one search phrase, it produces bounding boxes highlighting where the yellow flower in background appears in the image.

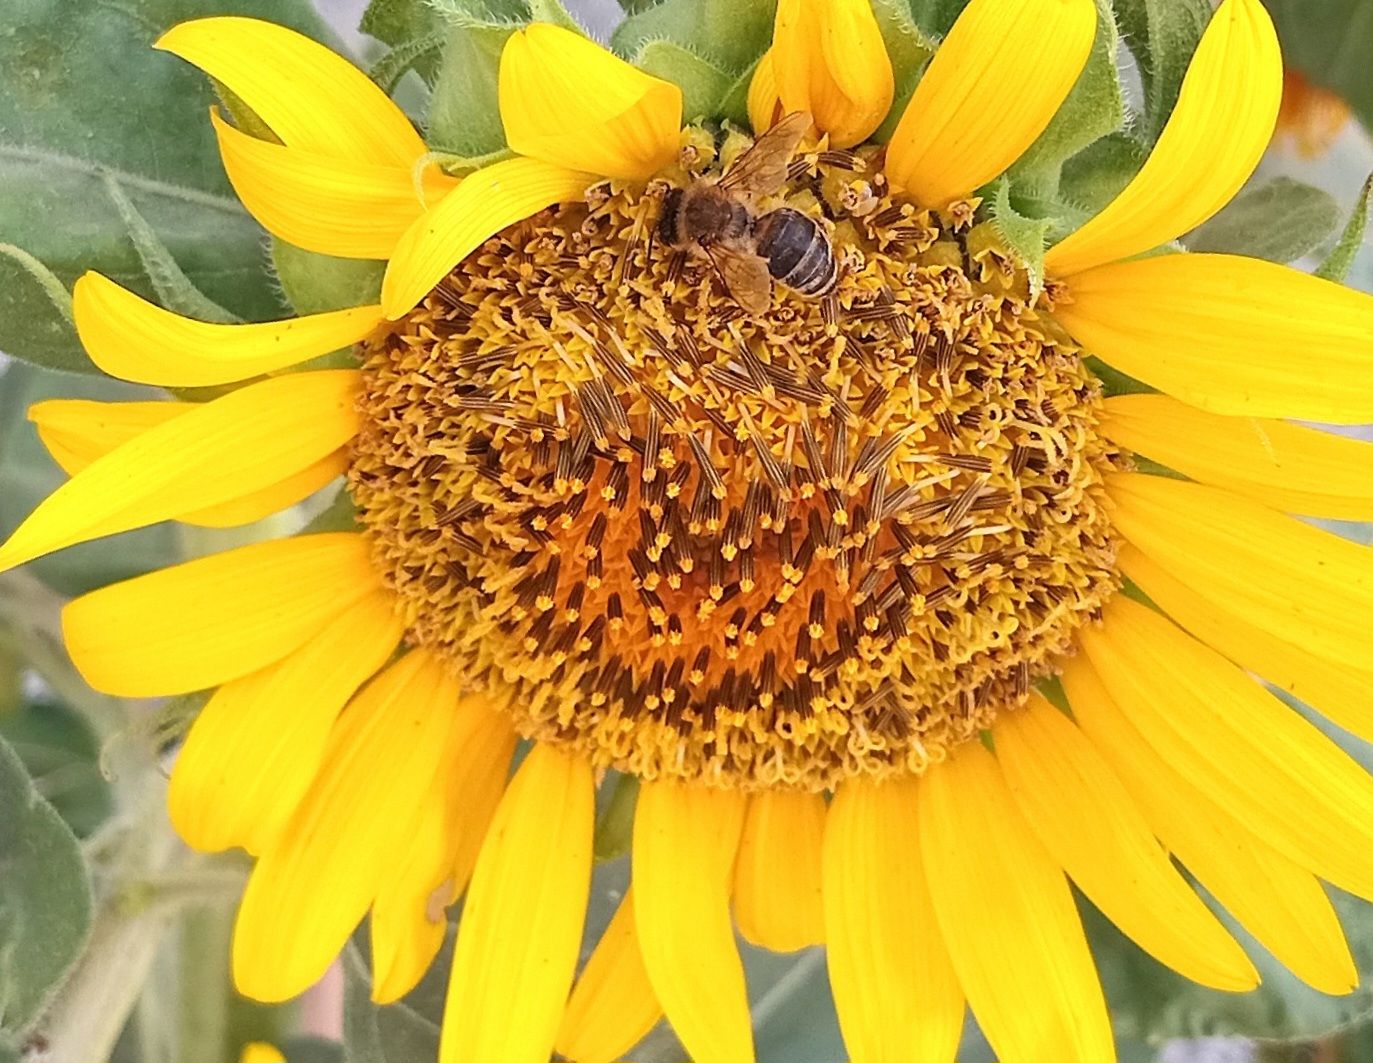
[239,1044,285,1063]
[8,1,1373,1062]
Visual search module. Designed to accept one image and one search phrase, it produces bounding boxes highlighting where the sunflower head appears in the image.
[10,2,1373,1063]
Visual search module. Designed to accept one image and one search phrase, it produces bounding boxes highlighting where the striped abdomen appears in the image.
[753,207,838,297]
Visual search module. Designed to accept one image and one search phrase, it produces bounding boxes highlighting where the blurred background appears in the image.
[2,1,1373,1061]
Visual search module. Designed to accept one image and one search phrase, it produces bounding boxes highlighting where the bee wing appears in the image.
[718,111,811,197]
[707,244,773,315]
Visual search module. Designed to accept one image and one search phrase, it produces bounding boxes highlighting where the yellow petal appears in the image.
[168,590,403,855]
[1045,0,1281,276]
[370,697,517,1004]
[555,890,664,1063]
[1107,473,1373,669]
[920,742,1113,1063]
[885,0,1096,207]
[771,0,894,149]
[1060,255,1373,423]
[233,652,459,1001]
[28,398,343,529]
[239,1044,284,1063]
[824,777,963,1063]
[1063,655,1357,994]
[0,371,360,572]
[1102,394,1373,521]
[381,157,593,318]
[734,789,826,952]
[1119,544,1373,745]
[73,272,382,387]
[440,745,594,1063]
[156,17,424,165]
[748,49,783,134]
[1080,596,1373,902]
[996,696,1257,991]
[211,109,459,260]
[63,533,379,697]
[499,23,681,180]
[633,780,751,1063]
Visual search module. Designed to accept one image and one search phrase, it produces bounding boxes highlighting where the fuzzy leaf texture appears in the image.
[0,0,335,373]
[1184,177,1342,263]
[0,733,93,1036]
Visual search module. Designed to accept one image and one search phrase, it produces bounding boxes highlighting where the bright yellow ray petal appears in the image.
[920,742,1114,1063]
[996,695,1257,991]
[1080,596,1373,902]
[734,789,826,952]
[232,651,458,1001]
[1107,473,1373,668]
[1060,255,1373,423]
[381,157,593,318]
[73,272,382,387]
[499,23,682,180]
[239,1045,283,1063]
[1063,655,1357,994]
[885,0,1096,207]
[1102,394,1373,521]
[1119,544,1373,745]
[748,49,783,134]
[1045,0,1281,276]
[771,0,894,149]
[29,398,346,529]
[440,745,594,1063]
[156,17,424,165]
[0,372,360,572]
[370,697,517,1005]
[634,780,751,1063]
[211,109,459,260]
[62,533,379,697]
[824,777,963,1063]
[555,890,664,1063]
[168,590,403,854]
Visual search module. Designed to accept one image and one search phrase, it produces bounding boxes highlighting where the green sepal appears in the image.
[526,0,587,33]
[302,489,364,535]
[370,31,449,93]
[0,733,94,1036]
[427,20,518,156]
[1008,0,1123,192]
[612,0,777,75]
[634,40,734,123]
[870,0,937,143]
[1184,177,1341,265]
[593,772,639,861]
[1058,132,1148,217]
[1317,174,1373,284]
[271,240,384,316]
[362,0,447,83]
[718,56,763,127]
[1113,0,1211,144]
[1085,355,1157,398]
[985,178,1053,296]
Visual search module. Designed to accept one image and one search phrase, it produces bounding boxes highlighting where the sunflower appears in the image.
[7,0,1373,1060]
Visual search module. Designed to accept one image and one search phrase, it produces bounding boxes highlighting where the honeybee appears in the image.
[658,111,838,314]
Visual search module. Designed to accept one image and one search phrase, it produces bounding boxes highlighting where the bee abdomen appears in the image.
[755,208,837,297]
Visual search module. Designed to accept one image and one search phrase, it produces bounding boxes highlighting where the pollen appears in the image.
[348,130,1125,790]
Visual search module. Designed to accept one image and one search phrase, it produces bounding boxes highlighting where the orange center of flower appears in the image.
[348,132,1125,790]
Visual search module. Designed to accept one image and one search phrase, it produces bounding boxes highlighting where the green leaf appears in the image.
[526,0,586,34]
[1009,0,1123,189]
[277,1037,343,1063]
[1059,132,1148,217]
[0,0,334,374]
[1085,355,1157,397]
[870,0,937,143]
[1185,177,1342,264]
[271,240,385,316]
[593,772,638,860]
[342,936,443,1063]
[612,0,777,74]
[1317,174,1373,283]
[908,0,972,37]
[1113,0,1210,143]
[1267,0,1373,134]
[362,0,445,83]
[0,696,112,839]
[634,41,734,122]
[427,22,517,156]
[0,732,94,1034]
[986,177,1053,294]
